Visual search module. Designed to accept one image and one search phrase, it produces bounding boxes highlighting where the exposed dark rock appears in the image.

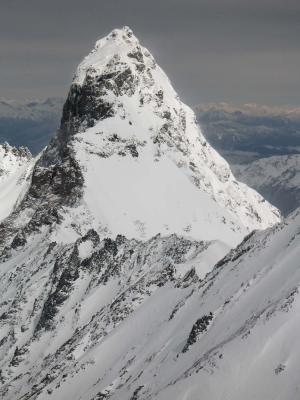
[61,81,114,136]
[127,48,144,63]
[125,143,139,158]
[214,230,256,270]
[36,247,81,331]
[130,385,144,400]
[182,313,213,353]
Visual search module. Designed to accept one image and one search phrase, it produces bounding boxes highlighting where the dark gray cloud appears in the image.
[1,0,300,105]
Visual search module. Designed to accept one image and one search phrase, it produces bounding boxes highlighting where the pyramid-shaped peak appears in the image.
[55,30,281,245]
[73,27,150,85]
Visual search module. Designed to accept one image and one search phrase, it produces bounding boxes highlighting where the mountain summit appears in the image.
[0,26,281,262]
[16,26,277,249]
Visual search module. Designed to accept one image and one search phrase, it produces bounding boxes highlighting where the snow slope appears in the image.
[0,143,34,222]
[0,203,299,399]
[233,154,300,216]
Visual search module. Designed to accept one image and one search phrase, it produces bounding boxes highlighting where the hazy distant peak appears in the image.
[195,101,300,120]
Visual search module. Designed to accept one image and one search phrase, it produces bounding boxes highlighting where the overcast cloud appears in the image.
[1,0,299,106]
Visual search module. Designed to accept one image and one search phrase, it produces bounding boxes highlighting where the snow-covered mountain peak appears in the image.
[0,28,280,255]
[73,26,151,86]
[53,28,280,245]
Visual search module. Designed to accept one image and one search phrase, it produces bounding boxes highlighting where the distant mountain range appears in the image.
[196,103,300,215]
[196,102,300,164]
[232,154,300,216]
[0,98,63,154]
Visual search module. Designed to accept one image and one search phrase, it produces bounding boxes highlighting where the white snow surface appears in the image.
[0,143,34,222]
[67,26,280,246]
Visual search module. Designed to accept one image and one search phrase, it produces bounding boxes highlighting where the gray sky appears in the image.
[1,0,300,106]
